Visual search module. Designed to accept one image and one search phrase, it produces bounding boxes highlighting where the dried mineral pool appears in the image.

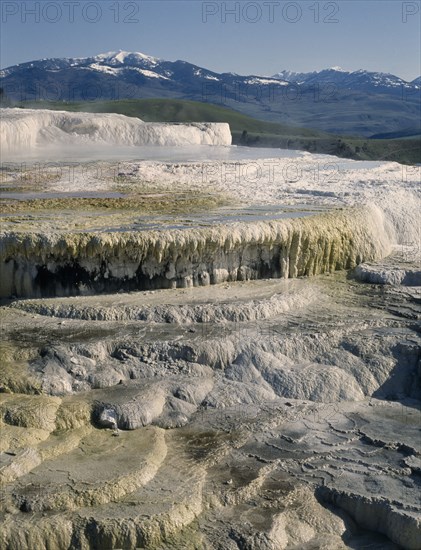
[0,109,420,550]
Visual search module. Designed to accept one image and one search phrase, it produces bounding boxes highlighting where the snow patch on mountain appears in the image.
[245,77,288,86]
[88,64,121,76]
[94,50,160,66]
[129,68,170,80]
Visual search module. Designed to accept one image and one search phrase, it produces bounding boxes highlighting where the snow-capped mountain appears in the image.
[272,67,419,93]
[1,51,420,137]
[0,51,160,77]
[0,50,226,85]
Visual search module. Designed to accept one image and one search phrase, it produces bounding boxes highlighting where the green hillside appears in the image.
[20,98,325,137]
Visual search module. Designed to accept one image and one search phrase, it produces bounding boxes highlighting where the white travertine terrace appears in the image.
[0,108,232,155]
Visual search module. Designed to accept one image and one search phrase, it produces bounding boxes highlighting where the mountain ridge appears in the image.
[2,50,419,86]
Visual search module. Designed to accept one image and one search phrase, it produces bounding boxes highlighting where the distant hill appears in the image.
[13,98,421,164]
[1,51,420,137]
[369,128,421,140]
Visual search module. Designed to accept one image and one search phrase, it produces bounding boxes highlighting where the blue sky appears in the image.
[1,1,420,80]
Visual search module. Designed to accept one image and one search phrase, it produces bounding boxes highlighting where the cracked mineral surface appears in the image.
[1,269,420,549]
